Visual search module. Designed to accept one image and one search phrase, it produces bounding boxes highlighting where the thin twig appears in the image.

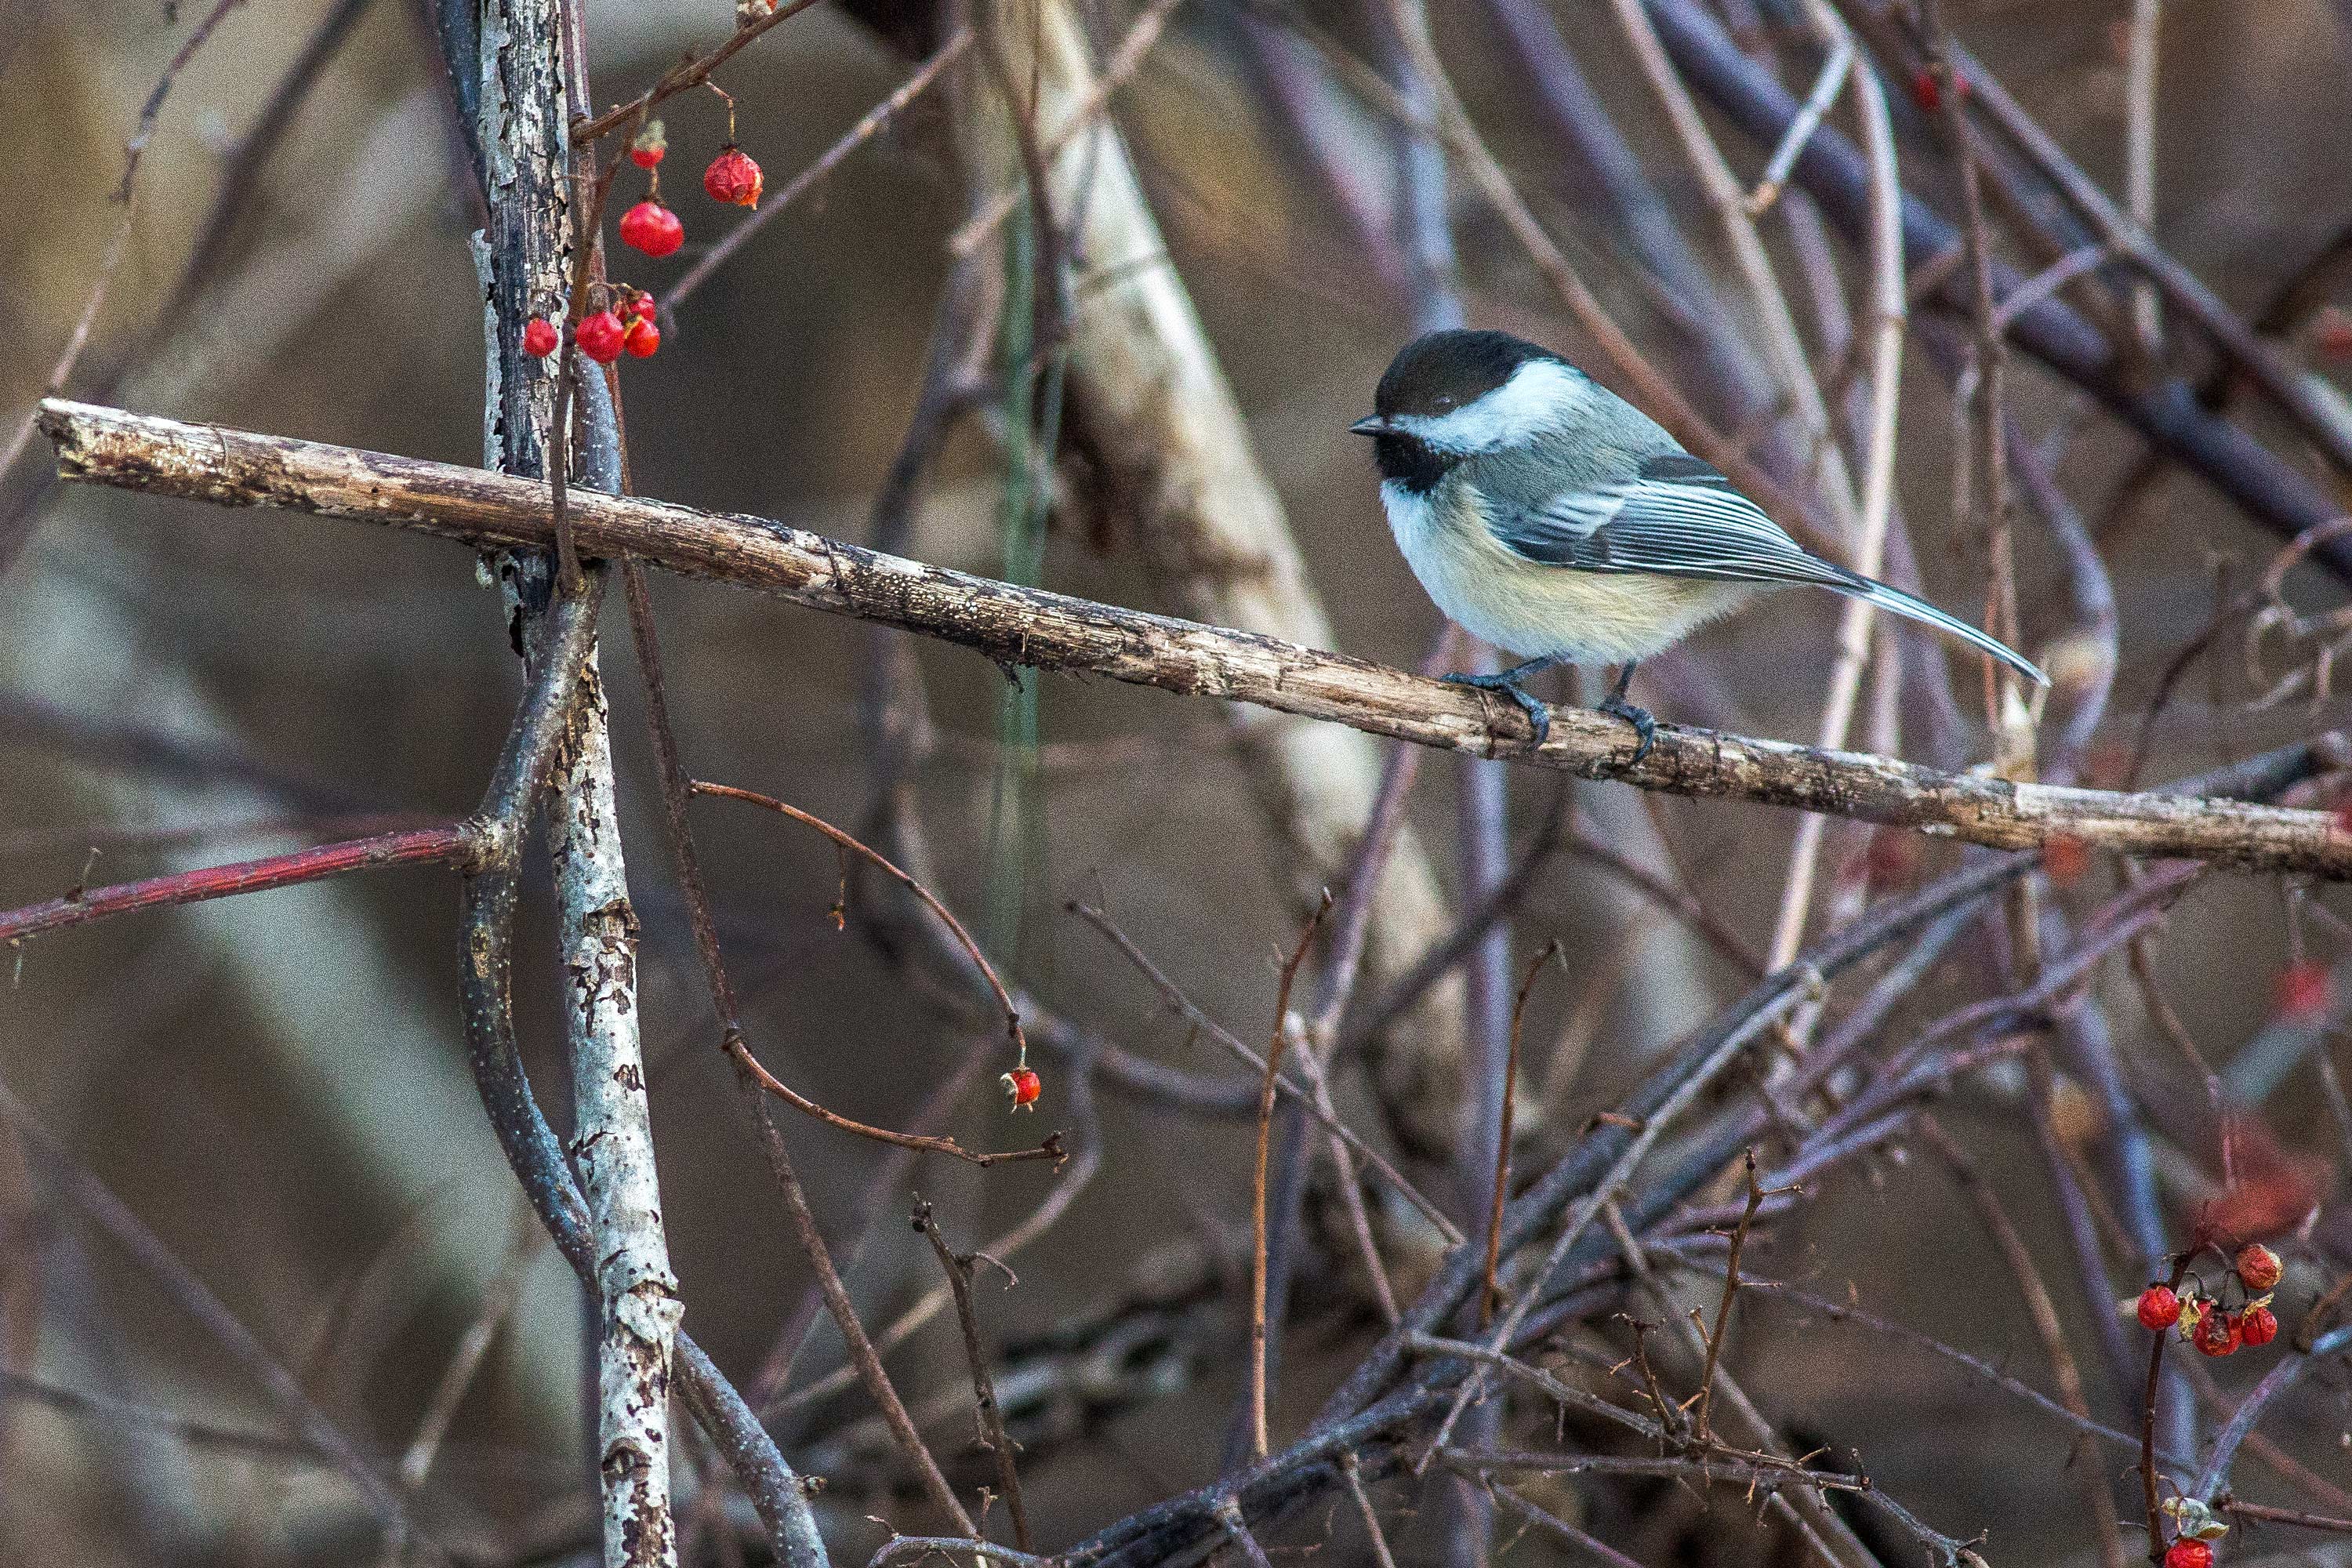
[1421,978,1816,1466]
[397,1207,539,1490]
[946,0,1191,257]
[726,1036,1064,1166]
[0,0,250,491]
[0,1080,416,1541]
[764,1063,1105,1424]
[913,1198,1033,1550]
[666,30,975,311]
[695,780,1025,1061]
[1763,0,1906,973]
[1250,892,1331,1461]
[1338,1450,1401,1568]
[1067,899,1459,1237]
[1744,23,1851,216]
[568,0,823,143]
[1212,1501,1277,1568]
[1483,944,1560,1328]
[1690,1149,1766,1442]
[1920,1115,2128,1568]
[865,1538,1049,1568]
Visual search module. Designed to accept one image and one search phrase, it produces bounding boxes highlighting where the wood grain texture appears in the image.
[40,397,2352,878]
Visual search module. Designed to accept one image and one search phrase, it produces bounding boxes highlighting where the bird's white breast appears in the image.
[1381,480,1755,666]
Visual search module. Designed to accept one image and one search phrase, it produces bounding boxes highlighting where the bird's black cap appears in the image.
[1367,328,1562,421]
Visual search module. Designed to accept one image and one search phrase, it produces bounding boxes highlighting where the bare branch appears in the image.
[913,1198,1033,1550]
[39,399,2352,877]
[0,825,471,945]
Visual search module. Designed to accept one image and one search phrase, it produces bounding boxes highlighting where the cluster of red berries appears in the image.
[523,289,660,365]
[1001,1065,1041,1112]
[579,291,662,364]
[614,115,764,263]
[2132,1244,2285,1363]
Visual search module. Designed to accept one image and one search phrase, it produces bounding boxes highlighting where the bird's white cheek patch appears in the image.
[1395,359,1594,454]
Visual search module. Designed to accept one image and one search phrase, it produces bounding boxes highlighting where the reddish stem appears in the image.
[0,826,471,943]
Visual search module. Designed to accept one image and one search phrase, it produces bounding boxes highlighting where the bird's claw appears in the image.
[1443,670,1551,748]
[1599,693,1655,766]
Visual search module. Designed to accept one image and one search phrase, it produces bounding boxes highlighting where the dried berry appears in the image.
[2192,1310,2242,1358]
[704,144,764,209]
[1000,1067,1041,1112]
[624,316,661,358]
[630,120,667,169]
[619,199,684,258]
[2237,1243,2284,1292]
[576,310,627,365]
[2276,960,2333,1022]
[2135,1285,2182,1331]
[521,318,561,358]
[2240,1303,2279,1348]
[2164,1540,2212,1568]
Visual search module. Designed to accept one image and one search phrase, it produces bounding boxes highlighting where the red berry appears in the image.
[2044,834,2089,887]
[2164,1541,2212,1568]
[1910,66,1969,113]
[2276,960,2333,1022]
[630,120,667,169]
[2241,1303,2279,1347]
[521,317,561,358]
[2136,1286,2182,1331]
[704,144,764,209]
[622,291,657,323]
[575,310,627,365]
[1864,828,1920,889]
[623,316,660,358]
[2317,307,2352,363]
[1000,1067,1041,1112]
[2237,1243,2284,1291]
[619,200,684,258]
[2192,1310,2242,1357]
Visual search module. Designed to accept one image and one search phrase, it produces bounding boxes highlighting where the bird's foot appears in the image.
[1443,670,1551,747]
[1599,691,1655,766]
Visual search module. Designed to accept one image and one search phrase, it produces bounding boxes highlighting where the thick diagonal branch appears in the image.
[38,399,2352,877]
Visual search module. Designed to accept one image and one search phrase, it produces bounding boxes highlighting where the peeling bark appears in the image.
[471,0,678,1559]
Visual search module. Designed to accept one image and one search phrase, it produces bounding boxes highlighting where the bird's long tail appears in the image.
[1817,564,2049,687]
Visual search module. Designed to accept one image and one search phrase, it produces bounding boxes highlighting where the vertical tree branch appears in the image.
[472,2,677,1561]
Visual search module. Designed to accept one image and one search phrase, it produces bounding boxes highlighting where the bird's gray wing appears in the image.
[1489,452,1834,586]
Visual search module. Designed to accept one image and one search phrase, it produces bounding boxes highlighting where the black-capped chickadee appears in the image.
[1352,329,2048,760]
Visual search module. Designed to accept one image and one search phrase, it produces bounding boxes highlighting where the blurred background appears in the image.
[5,0,2352,1563]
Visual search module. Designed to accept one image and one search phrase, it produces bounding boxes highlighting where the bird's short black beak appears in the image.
[1349,416,1394,437]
